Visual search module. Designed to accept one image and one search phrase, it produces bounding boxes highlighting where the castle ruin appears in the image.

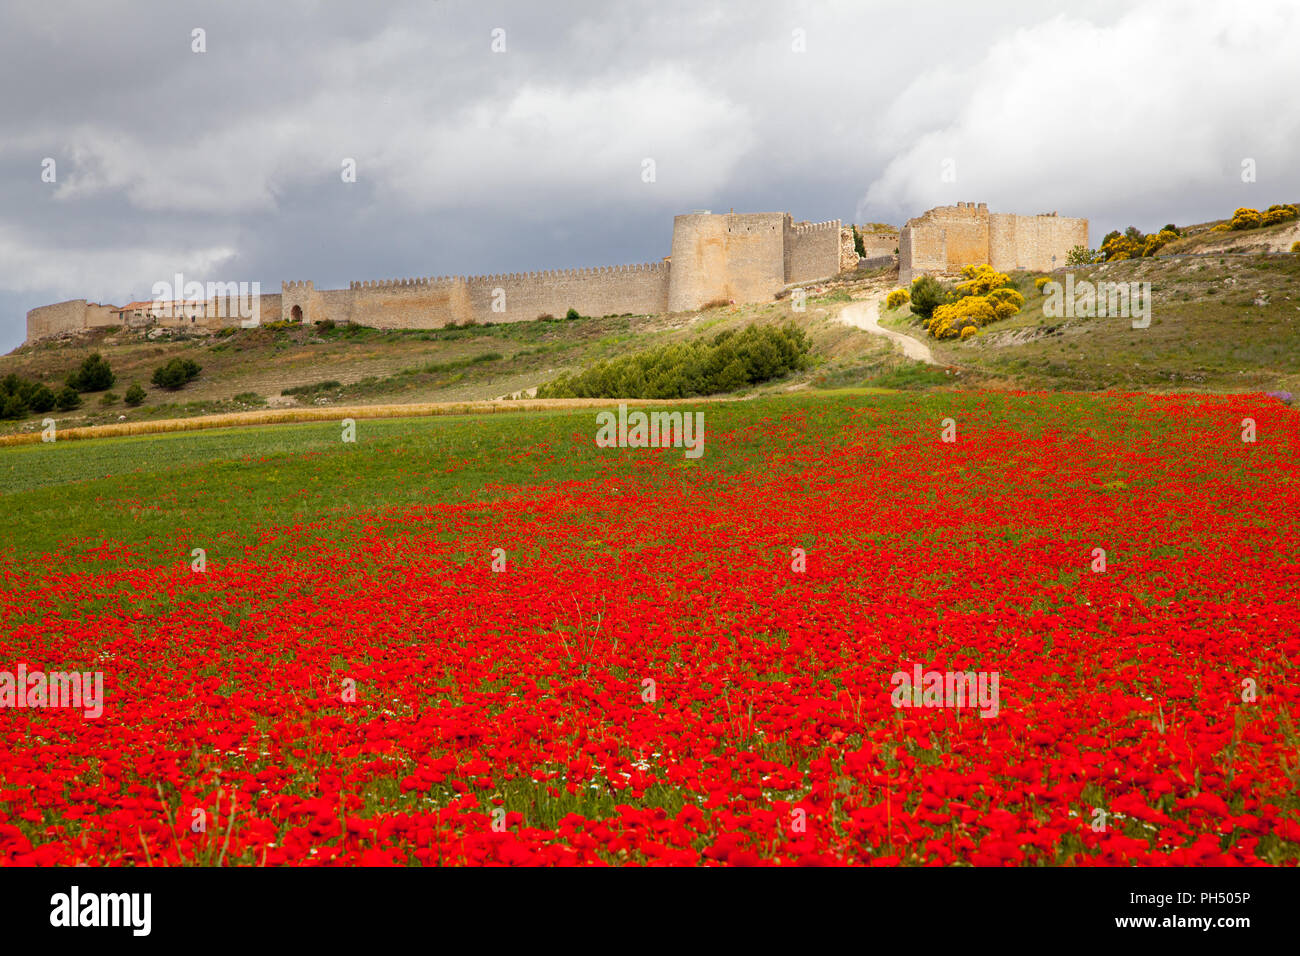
[23,204,1088,344]
[24,211,844,343]
[898,202,1088,284]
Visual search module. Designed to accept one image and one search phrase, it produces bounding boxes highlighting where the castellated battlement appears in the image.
[349,276,462,290]
[790,220,842,235]
[466,262,670,285]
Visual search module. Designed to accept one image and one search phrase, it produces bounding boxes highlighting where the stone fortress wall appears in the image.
[27,210,842,343]
[280,263,675,330]
[668,212,785,312]
[899,202,1088,284]
[26,211,845,342]
[857,229,901,259]
[25,299,121,340]
[839,224,901,272]
[24,203,1087,343]
[786,219,843,285]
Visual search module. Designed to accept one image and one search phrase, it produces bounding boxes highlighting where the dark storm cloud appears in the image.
[2,0,1296,350]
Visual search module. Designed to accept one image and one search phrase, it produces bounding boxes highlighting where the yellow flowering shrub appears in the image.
[987,287,1025,310]
[1137,228,1179,257]
[927,296,998,339]
[1100,234,1142,260]
[960,325,977,340]
[954,264,1012,296]
[1230,207,1262,230]
[1292,241,1300,253]
[1034,276,1051,291]
[885,288,910,309]
[1261,204,1299,226]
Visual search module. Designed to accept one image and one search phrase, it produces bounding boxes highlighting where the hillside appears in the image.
[7,245,1300,436]
[879,253,1300,392]
[0,272,902,436]
[1161,216,1300,256]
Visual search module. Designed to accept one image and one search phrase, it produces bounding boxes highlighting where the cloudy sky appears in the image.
[2,0,1297,350]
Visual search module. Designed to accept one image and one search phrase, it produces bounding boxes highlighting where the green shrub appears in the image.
[29,384,56,413]
[232,392,267,406]
[0,394,26,420]
[565,308,581,320]
[908,275,951,319]
[55,386,82,411]
[99,391,120,407]
[0,374,31,414]
[852,225,866,258]
[124,384,146,407]
[151,358,201,390]
[67,352,115,392]
[537,322,811,399]
[283,380,341,397]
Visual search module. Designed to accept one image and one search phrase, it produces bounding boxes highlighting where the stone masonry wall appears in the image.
[840,228,858,271]
[25,300,89,342]
[988,213,1088,273]
[466,263,670,321]
[669,212,787,311]
[900,203,1087,283]
[857,230,899,259]
[279,266,670,328]
[335,279,471,328]
[898,221,948,284]
[785,219,844,284]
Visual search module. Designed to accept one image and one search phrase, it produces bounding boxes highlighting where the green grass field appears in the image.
[0,389,1266,569]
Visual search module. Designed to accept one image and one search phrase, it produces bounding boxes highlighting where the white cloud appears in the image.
[860,0,1300,227]
[0,226,237,304]
[375,67,754,208]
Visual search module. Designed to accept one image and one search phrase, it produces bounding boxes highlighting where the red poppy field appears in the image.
[1,392,1297,866]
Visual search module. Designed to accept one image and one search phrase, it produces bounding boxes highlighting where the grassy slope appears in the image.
[880,254,1300,392]
[0,279,898,436]
[1161,216,1300,255]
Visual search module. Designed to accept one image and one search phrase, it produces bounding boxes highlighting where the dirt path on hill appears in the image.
[838,295,936,364]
